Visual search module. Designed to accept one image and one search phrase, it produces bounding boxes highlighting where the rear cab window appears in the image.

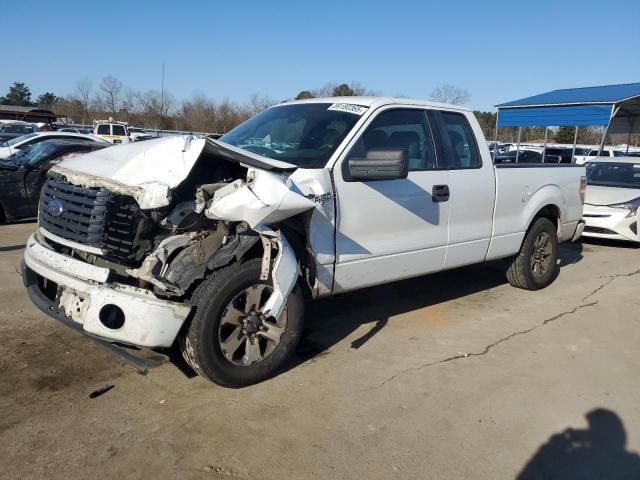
[439,112,481,169]
[96,124,110,135]
[112,125,126,136]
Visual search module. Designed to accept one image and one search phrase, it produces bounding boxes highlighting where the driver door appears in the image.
[332,107,450,292]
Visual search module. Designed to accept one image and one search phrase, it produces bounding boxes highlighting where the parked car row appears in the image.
[0,133,110,222]
[0,120,38,142]
[489,140,640,165]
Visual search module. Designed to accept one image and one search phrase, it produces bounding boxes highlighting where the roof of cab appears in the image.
[277,96,472,111]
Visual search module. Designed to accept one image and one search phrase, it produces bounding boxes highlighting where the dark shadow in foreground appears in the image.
[517,409,640,480]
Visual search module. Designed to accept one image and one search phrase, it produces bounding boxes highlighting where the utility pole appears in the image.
[160,63,165,135]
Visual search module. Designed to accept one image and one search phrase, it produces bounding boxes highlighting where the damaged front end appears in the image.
[25,136,326,349]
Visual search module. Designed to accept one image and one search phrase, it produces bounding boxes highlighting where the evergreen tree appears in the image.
[0,82,34,106]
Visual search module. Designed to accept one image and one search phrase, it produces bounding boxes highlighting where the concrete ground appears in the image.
[1,220,639,480]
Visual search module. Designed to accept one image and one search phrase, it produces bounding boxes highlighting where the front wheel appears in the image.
[506,217,558,290]
[179,258,304,387]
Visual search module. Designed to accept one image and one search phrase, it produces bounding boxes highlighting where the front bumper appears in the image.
[582,206,640,243]
[572,220,586,242]
[23,233,192,350]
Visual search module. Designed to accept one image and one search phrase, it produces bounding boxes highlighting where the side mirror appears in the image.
[347,148,408,181]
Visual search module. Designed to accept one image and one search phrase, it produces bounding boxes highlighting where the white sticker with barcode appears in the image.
[327,103,368,115]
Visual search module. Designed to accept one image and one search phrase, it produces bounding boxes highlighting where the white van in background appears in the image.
[93,119,130,144]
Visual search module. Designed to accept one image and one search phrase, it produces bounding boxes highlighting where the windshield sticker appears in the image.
[327,103,368,116]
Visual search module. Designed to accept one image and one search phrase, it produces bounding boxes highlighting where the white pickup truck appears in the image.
[22,97,586,387]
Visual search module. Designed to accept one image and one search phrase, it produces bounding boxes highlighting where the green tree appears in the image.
[295,90,314,100]
[554,126,576,144]
[0,82,34,106]
[36,92,58,109]
[473,111,497,139]
[332,83,356,96]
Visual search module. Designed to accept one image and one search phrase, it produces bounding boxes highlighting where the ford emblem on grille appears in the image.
[47,199,65,217]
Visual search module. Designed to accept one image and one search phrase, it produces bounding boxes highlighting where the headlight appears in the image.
[608,197,640,217]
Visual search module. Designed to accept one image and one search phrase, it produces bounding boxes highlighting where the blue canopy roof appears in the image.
[496,83,640,108]
[496,83,640,127]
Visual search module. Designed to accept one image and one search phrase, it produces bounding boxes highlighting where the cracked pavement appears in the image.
[2,221,640,480]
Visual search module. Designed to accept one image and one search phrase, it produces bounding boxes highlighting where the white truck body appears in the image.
[22,97,586,384]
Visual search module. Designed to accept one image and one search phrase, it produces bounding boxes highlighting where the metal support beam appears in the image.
[571,127,579,163]
[542,127,548,163]
[492,112,499,163]
[599,105,620,156]
[515,127,522,163]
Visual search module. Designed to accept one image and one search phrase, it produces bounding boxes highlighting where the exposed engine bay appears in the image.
[39,136,326,320]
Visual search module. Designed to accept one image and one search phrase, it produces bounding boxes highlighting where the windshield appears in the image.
[9,141,59,166]
[0,123,35,134]
[586,162,640,189]
[1,132,38,147]
[220,103,363,168]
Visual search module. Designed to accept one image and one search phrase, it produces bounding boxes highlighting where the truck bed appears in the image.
[487,163,585,261]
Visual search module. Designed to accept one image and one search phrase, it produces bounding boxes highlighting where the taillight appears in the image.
[579,176,587,204]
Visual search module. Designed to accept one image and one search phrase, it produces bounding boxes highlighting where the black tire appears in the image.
[179,258,304,388]
[506,217,558,290]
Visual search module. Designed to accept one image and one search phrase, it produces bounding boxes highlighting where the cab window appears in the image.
[346,109,438,171]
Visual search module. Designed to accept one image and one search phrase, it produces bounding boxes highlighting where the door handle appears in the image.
[432,184,450,202]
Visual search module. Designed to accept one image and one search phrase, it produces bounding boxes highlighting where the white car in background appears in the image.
[583,157,640,243]
[574,148,627,165]
[0,132,109,159]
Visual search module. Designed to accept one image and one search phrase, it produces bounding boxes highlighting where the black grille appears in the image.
[39,173,146,265]
[584,226,617,235]
[40,175,110,246]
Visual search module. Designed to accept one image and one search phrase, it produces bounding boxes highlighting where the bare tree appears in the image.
[429,84,470,105]
[99,75,123,118]
[76,78,92,124]
[247,93,276,115]
[56,96,84,123]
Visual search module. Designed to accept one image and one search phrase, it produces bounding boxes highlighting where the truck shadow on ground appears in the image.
[517,408,640,479]
[581,237,640,250]
[282,242,584,372]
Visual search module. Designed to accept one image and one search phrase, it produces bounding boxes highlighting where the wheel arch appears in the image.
[521,184,565,238]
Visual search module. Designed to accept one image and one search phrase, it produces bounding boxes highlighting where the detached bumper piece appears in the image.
[22,261,166,370]
[22,232,193,370]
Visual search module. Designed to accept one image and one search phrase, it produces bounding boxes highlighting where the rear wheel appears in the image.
[179,258,304,387]
[506,217,558,290]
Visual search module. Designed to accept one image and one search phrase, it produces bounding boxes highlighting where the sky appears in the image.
[2,0,639,112]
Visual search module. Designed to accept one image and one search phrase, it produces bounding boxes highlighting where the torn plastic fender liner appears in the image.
[256,227,299,320]
[204,168,316,229]
[203,168,317,319]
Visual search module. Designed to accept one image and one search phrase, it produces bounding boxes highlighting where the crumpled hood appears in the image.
[55,136,206,189]
[585,185,640,206]
[50,136,299,209]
